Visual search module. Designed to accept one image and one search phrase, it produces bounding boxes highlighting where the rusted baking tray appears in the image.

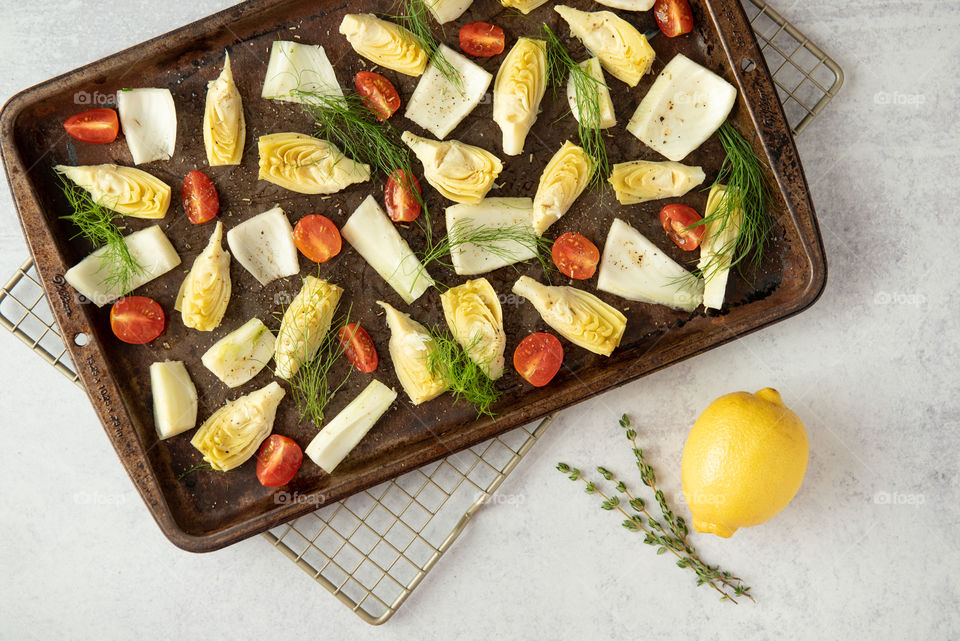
[0,0,825,551]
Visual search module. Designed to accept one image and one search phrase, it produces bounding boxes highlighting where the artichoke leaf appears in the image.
[402,131,503,204]
[203,53,246,166]
[55,164,171,219]
[531,141,591,235]
[555,5,655,87]
[440,278,506,380]
[493,37,547,156]
[512,275,626,356]
[176,221,231,332]
[275,276,343,380]
[339,14,427,76]
[378,301,448,405]
[258,132,370,195]
[608,159,706,204]
[191,382,286,472]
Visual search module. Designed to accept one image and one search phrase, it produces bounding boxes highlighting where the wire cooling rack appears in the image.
[0,0,841,625]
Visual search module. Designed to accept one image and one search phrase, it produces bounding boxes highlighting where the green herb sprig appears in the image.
[426,329,500,417]
[392,0,462,90]
[557,414,753,604]
[280,295,353,429]
[57,174,143,294]
[694,122,773,280]
[415,220,554,289]
[292,88,435,248]
[541,24,609,186]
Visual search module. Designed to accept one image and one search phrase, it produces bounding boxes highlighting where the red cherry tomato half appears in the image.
[513,333,564,387]
[659,204,705,251]
[338,323,379,373]
[63,108,119,144]
[109,296,165,344]
[355,71,402,121]
[654,0,695,37]
[182,171,220,224]
[551,232,600,280]
[256,435,303,488]
[294,214,342,263]
[459,22,506,57]
[384,170,422,223]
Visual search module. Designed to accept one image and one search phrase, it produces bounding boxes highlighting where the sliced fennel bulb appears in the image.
[262,41,343,103]
[201,318,276,388]
[116,88,177,165]
[226,206,300,286]
[405,44,492,139]
[340,195,434,304]
[64,225,181,306]
[305,379,397,473]
[150,360,198,439]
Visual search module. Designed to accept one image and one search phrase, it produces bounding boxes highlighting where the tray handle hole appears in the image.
[741,58,757,72]
[73,332,89,347]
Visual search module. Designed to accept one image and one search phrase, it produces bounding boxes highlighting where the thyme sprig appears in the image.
[57,174,143,294]
[693,122,773,280]
[392,0,463,90]
[541,24,609,187]
[426,328,500,417]
[557,414,753,604]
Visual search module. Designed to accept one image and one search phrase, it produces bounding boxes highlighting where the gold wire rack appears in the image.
[0,0,841,626]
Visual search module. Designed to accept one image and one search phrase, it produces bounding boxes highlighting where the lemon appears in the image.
[681,388,808,538]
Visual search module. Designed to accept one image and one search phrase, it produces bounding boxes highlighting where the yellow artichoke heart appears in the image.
[609,160,706,204]
[440,278,506,380]
[512,275,626,356]
[191,382,286,472]
[258,133,370,195]
[203,53,246,166]
[54,164,171,219]
[339,14,427,76]
[176,221,232,332]
[493,37,547,156]
[378,301,448,405]
[532,141,591,234]
[275,276,343,380]
[499,0,549,14]
[555,6,655,87]
[402,131,503,204]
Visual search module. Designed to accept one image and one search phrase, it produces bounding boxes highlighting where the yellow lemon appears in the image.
[681,388,808,538]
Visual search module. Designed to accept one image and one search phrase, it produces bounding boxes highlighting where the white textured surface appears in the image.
[1,1,959,639]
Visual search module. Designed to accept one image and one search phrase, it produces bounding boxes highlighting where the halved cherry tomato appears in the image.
[110,296,165,344]
[513,333,564,387]
[659,204,705,250]
[551,232,600,280]
[256,435,303,487]
[355,71,402,121]
[182,171,219,224]
[384,170,421,223]
[63,108,119,144]
[654,0,694,37]
[294,214,342,263]
[459,22,505,57]
[338,323,379,373]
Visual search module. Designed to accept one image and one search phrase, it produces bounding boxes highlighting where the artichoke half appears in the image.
[378,301,448,406]
[493,37,547,156]
[275,276,343,380]
[402,131,503,204]
[339,14,427,76]
[191,382,286,472]
[258,133,370,195]
[440,278,506,380]
[176,221,231,332]
[555,5,655,87]
[203,53,245,166]
[55,164,171,219]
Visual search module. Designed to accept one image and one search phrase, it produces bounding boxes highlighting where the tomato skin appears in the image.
[459,22,506,57]
[294,214,342,263]
[654,0,694,37]
[551,232,600,280]
[256,435,303,487]
[355,71,401,121]
[110,296,165,344]
[384,170,421,223]
[514,333,564,387]
[63,108,119,144]
[659,204,705,251]
[182,171,220,224]
[338,323,379,373]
